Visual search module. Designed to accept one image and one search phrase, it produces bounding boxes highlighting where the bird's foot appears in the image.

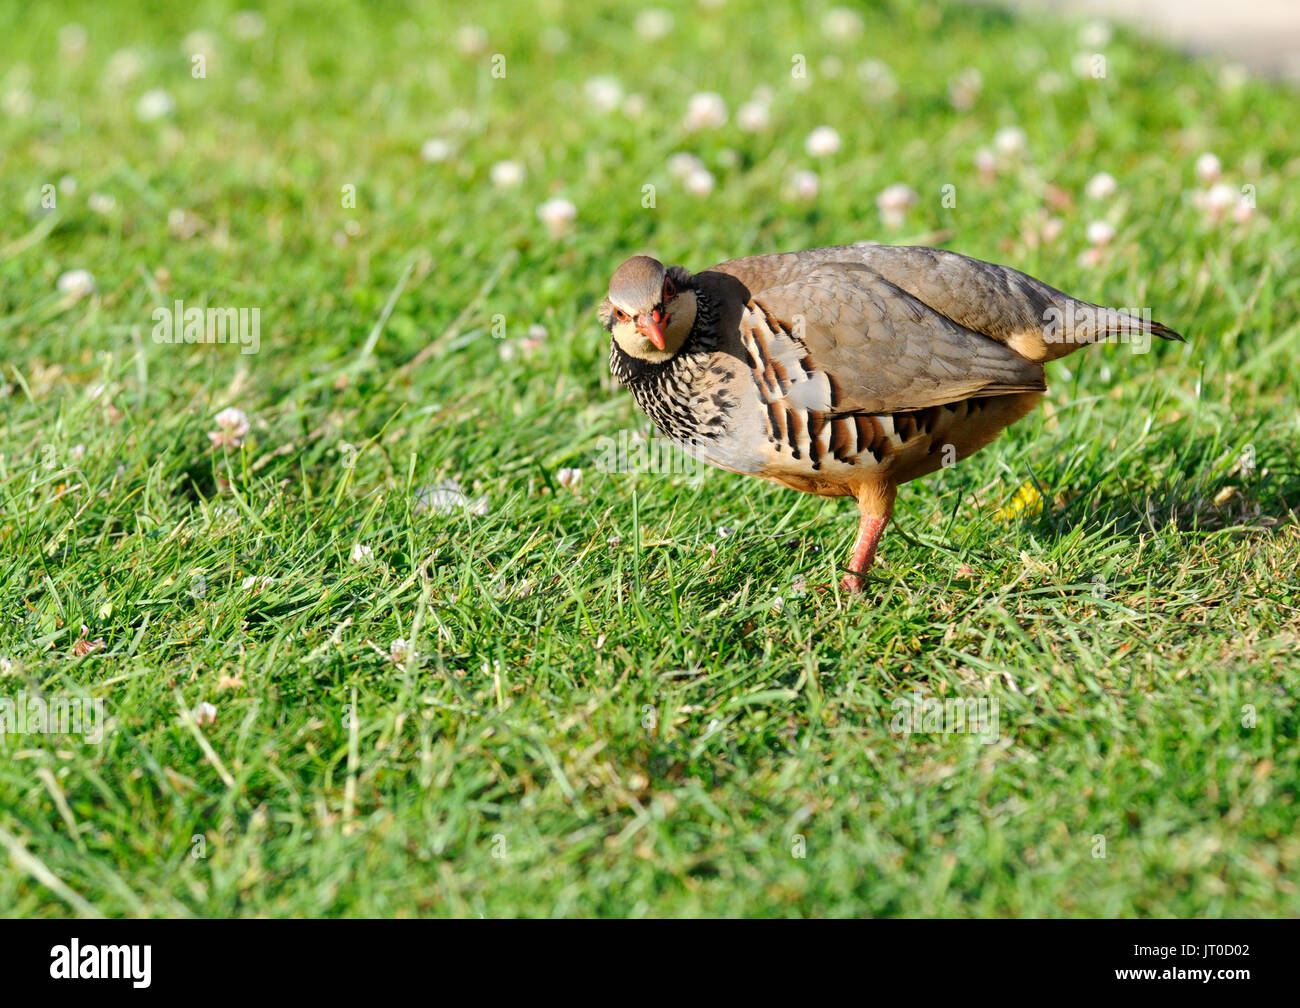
[840,570,868,594]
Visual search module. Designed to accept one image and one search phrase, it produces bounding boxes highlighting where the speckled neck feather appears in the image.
[609,282,727,445]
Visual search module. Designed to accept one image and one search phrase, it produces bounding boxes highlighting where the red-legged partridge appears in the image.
[600,244,1182,593]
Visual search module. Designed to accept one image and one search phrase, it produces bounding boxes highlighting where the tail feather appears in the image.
[1022,301,1185,361]
[843,245,1185,361]
[1140,318,1184,343]
[1104,311,1184,342]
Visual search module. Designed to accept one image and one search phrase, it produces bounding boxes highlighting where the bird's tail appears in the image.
[1034,300,1184,361]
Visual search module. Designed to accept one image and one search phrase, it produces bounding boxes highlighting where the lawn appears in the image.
[1,0,1297,917]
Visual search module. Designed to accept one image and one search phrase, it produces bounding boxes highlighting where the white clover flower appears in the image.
[556,468,582,489]
[537,198,576,237]
[1086,220,1116,246]
[1037,71,1065,94]
[684,167,715,197]
[683,91,727,130]
[805,125,841,157]
[489,159,525,188]
[167,208,202,240]
[518,324,546,358]
[58,24,88,58]
[858,60,898,102]
[636,9,674,40]
[876,183,918,228]
[1219,63,1248,91]
[974,147,997,179]
[667,152,705,179]
[993,126,1027,158]
[737,99,770,132]
[584,75,623,113]
[539,27,569,53]
[420,138,454,163]
[57,269,95,300]
[232,11,266,40]
[445,109,474,131]
[1085,172,1118,201]
[1196,183,1236,222]
[1072,51,1101,78]
[88,192,117,214]
[1079,19,1112,49]
[192,701,218,726]
[2,88,33,117]
[948,67,982,110]
[135,89,175,121]
[209,407,251,449]
[788,169,819,200]
[623,93,647,118]
[105,49,144,88]
[350,543,373,564]
[455,25,488,55]
[822,7,863,40]
[182,30,218,60]
[1195,152,1222,184]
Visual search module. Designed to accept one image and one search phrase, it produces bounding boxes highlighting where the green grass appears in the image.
[1,0,1298,917]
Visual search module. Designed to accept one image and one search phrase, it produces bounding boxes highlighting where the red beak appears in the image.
[637,309,669,350]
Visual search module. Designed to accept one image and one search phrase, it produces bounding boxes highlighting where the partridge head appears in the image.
[600,243,1183,593]
[600,255,699,362]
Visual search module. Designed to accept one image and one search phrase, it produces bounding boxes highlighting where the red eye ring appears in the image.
[613,307,630,323]
[663,276,676,300]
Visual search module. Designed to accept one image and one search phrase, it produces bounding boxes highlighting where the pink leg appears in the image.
[841,513,888,593]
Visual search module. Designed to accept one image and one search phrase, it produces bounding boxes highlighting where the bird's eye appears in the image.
[663,276,676,300]
[613,307,630,323]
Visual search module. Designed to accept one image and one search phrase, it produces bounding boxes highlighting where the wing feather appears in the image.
[748,261,1046,414]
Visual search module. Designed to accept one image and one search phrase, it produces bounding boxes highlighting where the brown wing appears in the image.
[715,243,1181,363]
[745,261,1046,415]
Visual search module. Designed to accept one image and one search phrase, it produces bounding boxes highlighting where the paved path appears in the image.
[997,0,1300,81]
